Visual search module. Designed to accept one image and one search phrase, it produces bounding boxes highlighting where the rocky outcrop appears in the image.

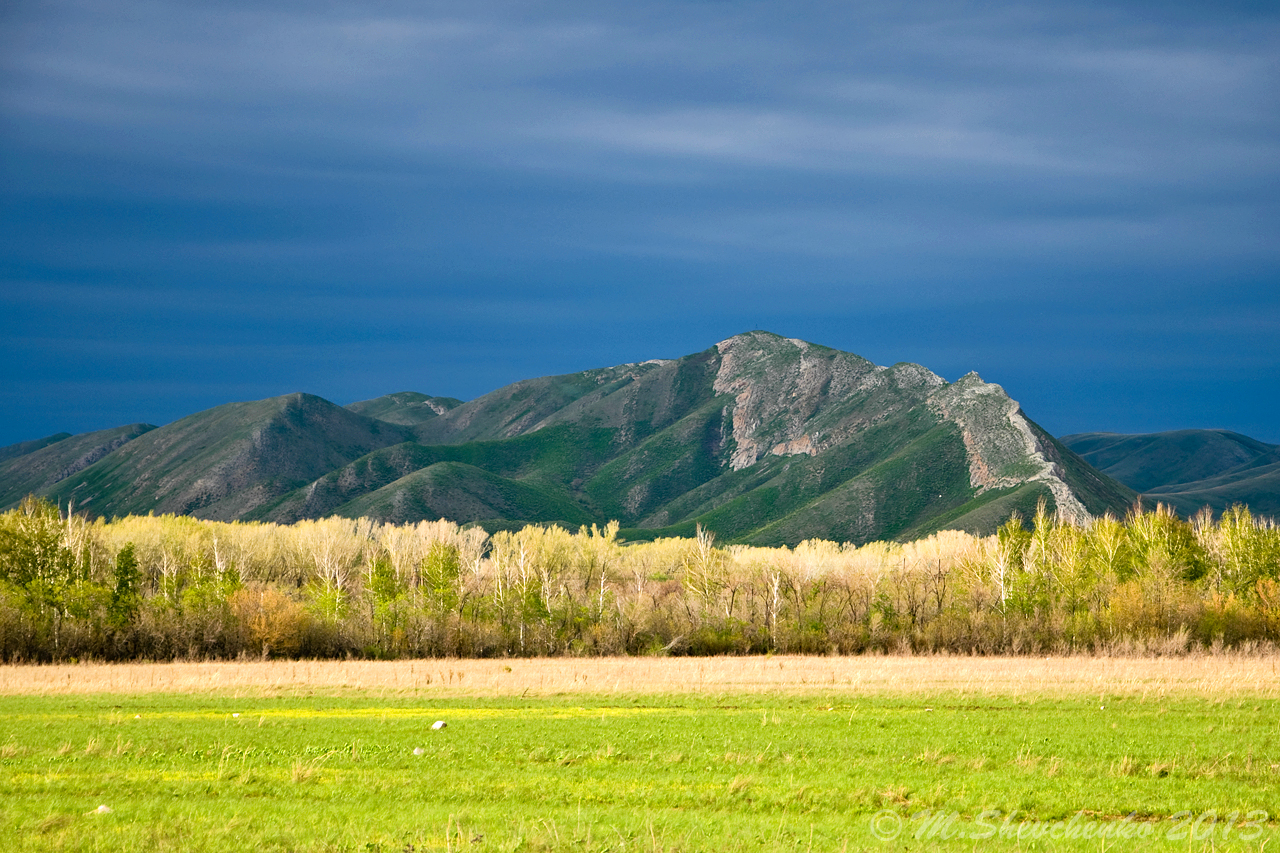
[770,434,816,458]
[928,373,1091,524]
[712,332,883,469]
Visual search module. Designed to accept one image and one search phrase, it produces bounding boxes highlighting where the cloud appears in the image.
[6,1,1277,274]
[1,0,1278,442]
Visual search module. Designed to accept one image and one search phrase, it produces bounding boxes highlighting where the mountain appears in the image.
[0,424,156,510]
[1062,430,1280,519]
[0,433,73,463]
[41,394,413,520]
[6,333,1138,543]
[345,392,464,426]
[253,332,1134,543]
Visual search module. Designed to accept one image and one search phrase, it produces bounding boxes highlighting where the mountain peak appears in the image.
[347,392,464,426]
[715,329,788,348]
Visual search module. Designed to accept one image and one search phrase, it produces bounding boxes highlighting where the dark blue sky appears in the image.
[3,0,1278,446]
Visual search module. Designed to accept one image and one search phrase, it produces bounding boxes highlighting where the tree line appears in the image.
[1,496,1277,662]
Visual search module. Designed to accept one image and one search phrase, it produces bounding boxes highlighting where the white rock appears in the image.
[431,720,447,730]
[412,747,425,756]
[95,805,112,814]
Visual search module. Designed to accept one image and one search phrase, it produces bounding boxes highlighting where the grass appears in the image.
[1,657,1277,851]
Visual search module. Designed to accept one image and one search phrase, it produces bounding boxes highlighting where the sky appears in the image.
[2,0,1278,447]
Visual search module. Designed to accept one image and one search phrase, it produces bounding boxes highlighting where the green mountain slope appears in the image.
[0,424,155,510]
[1062,430,1276,491]
[1145,456,1280,518]
[411,365,664,445]
[333,462,597,527]
[1029,426,1138,518]
[345,392,464,426]
[0,433,73,464]
[43,394,412,520]
[250,423,617,524]
[1062,430,1278,519]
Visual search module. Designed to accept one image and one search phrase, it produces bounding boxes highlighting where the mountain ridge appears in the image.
[42,394,413,520]
[6,332,1140,543]
[1062,430,1279,519]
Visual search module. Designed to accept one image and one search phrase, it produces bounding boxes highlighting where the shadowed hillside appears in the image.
[0,424,155,510]
[0,433,73,463]
[43,394,413,520]
[1063,430,1279,519]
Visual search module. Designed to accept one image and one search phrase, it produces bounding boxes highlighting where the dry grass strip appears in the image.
[1,654,1278,698]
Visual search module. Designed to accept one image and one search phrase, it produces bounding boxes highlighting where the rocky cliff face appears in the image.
[929,373,1091,524]
[712,334,882,469]
[702,334,1100,522]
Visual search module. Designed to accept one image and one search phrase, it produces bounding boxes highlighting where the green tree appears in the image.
[994,513,1031,614]
[369,554,400,606]
[422,541,461,615]
[0,497,76,591]
[108,543,141,629]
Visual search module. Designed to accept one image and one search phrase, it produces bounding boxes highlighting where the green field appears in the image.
[1,668,1276,852]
